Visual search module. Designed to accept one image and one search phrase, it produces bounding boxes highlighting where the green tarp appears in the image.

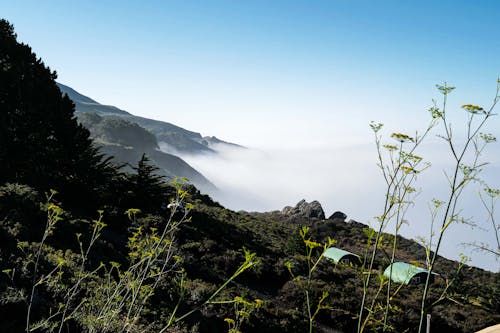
[383,262,437,284]
[324,247,360,264]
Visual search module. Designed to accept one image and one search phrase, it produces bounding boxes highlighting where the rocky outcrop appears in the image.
[281,199,325,219]
[346,219,368,229]
[329,211,347,221]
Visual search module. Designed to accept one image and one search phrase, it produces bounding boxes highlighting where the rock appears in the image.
[281,205,295,215]
[346,219,368,228]
[329,211,347,221]
[281,199,325,219]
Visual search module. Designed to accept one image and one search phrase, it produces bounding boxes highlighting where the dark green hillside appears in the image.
[77,112,216,192]
[174,202,499,333]
[102,144,215,191]
[78,113,158,150]
[59,83,218,190]
[0,19,498,333]
[1,184,498,332]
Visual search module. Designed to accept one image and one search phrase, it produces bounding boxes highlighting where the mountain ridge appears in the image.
[76,111,216,192]
[56,82,241,154]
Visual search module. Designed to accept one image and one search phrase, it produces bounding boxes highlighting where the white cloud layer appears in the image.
[168,140,500,272]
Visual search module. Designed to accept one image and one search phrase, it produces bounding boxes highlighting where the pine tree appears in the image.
[128,153,166,211]
[0,19,117,210]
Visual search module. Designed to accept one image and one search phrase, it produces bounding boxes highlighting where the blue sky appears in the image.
[2,1,500,270]
[2,1,499,146]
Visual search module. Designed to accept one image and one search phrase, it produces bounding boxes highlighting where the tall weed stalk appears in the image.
[357,119,435,333]
[22,179,258,332]
[285,226,335,333]
[417,81,499,333]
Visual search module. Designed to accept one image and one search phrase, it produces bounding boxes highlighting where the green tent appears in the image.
[383,262,438,285]
[324,247,361,266]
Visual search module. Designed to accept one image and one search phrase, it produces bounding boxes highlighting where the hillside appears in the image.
[57,82,242,155]
[1,185,498,332]
[57,82,247,191]
[174,199,500,332]
[77,112,215,192]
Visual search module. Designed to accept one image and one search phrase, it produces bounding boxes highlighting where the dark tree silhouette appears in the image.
[0,19,117,210]
[127,153,166,211]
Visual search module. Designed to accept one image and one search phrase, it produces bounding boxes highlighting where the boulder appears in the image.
[346,219,368,228]
[329,211,347,221]
[281,199,325,219]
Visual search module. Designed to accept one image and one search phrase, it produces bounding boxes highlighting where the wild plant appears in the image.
[220,296,263,333]
[357,119,435,333]
[464,185,500,259]
[159,247,259,332]
[416,81,499,333]
[285,226,335,333]
[18,178,259,332]
[358,80,499,333]
[24,189,64,333]
[20,182,186,332]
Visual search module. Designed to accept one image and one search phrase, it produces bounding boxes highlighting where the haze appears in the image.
[174,133,500,272]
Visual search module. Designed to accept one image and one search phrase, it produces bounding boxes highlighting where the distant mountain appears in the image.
[77,112,215,192]
[56,82,247,191]
[202,136,246,149]
[57,83,129,115]
[57,83,242,155]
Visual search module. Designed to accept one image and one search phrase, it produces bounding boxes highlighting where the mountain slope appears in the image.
[57,83,130,115]
[78,112,215,192]
[203,135,246,149]
[57,82,220,154]
[175,199,500,332]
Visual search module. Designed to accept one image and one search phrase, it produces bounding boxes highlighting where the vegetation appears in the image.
[354,81,500,333]
[285,226,335,333]
[76,111,216,193]
[416,82,499,332]
[1,18,499,333]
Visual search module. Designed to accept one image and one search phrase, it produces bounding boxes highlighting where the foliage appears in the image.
[0,19,119,212]
[416,81,499,332]
[284,226,335,333]
[127,154,168,211]
[465,185,500,258]
[355,81,499,333]
[79,114,159,151]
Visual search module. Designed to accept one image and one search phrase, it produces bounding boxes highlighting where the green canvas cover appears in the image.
[323,247,360,264]
[383,262,436,284]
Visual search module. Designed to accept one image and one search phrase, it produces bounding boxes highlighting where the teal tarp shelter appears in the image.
[383,262,438,285]
[324,247,361,266]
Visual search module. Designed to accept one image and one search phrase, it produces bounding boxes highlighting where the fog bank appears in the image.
[168,142,499,272]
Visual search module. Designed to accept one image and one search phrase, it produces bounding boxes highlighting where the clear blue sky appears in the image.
[2,0,499,146]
